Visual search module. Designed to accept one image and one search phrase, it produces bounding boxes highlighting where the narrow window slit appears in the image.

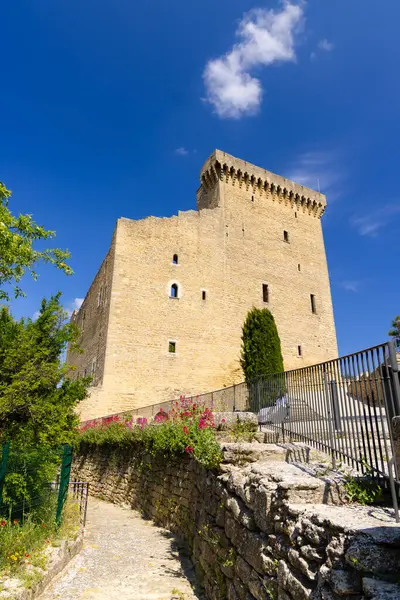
[310,294,317,314]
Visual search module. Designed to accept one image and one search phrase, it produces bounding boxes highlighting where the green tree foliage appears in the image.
[0,295,90,512]
[388,315,400,339]
[0,182,72,301]
[241,308,285,412]
[0,294,89,444]
[241,308,284,382]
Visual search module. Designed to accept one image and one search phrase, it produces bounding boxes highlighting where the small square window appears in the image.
[202,290,206,300]
[283,230,289,243]
[168,341,176,353]
[298,264,301,272]
[262,284,269,303]
[298,345,302,357]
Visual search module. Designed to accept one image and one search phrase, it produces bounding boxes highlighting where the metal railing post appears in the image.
[56,444,73,526]
[0,441,10,507]
[323,370,336,469]
[388,341,400,415]
[330,379,342,432]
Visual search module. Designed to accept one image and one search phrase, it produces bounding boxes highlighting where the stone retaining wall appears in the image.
[72,444,400,600]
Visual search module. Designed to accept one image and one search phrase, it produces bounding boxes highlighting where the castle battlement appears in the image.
[198,149,326,218]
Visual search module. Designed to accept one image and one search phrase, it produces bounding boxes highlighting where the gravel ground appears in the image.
[39,499,200,600]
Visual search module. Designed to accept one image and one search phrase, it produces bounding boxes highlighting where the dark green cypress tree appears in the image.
[241,308,284,382]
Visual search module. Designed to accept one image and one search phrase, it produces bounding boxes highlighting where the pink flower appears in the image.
[185,446,194,454]
[221,418,226,423]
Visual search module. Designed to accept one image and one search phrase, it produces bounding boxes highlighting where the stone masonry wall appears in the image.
[72,445,400,600]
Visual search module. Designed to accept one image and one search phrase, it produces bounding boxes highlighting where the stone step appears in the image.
[222,458,345,506]
[221,442,288,465]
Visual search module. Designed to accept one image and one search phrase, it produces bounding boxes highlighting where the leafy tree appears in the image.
[388,315,400,339]
[0,294,90,512]
[241,307,284,382]
[0,182,72,301]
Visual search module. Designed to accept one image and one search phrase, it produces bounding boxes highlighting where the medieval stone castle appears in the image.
[67,150,338,420]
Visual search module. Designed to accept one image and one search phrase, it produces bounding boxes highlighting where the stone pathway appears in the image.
[40,499,200,600]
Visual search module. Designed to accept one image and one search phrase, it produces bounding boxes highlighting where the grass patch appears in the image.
[0,495,81,582]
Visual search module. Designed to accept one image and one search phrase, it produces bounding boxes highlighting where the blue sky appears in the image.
[1,0,399,357]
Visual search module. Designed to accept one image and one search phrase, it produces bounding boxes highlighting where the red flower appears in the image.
[41,523,46,528]
[0,520,6,526]
[25,553,30,558]
[221,418,226,423]
[13,520,18,525]
[183,425,189,435]
[185,445,194,454]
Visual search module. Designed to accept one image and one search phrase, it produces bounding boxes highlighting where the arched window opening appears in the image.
[170,283,178,298]
[172,254,178,264]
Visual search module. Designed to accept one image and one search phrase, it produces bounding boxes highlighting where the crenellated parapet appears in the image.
[197,149,327,218]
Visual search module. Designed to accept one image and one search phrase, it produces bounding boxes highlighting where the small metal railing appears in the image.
[68,481,89,526]
[51,480,89,526]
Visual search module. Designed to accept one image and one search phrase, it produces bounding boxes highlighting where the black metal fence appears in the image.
[85,341,400,516]
[68,481,89,526]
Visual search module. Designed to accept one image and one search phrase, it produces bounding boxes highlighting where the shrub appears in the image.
[79,398,222,469]
[241,308,285,411]
[241,308,284,382]
[343,462,383,505]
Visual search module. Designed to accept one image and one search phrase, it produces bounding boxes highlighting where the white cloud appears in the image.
[175,147,189,156]
[66,297,84,317]
[73,298,84,310]
[351,205,400,237]
[203,2,304,119]
[318,38,334,52]
[340,280,361,293]
[286,150,345,199]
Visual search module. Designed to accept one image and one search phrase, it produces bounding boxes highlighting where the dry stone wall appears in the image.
[73,444,400,600]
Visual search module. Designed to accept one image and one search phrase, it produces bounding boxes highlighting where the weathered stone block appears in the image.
[345,537,400,577]
[226,494,257,531]
[363,577,400,599]
[214,412,258,430]
[329,569,362,595]
[288,548,317,581]
[278,560,312,600]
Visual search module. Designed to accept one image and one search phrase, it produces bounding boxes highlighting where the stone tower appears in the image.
[67,150,338,420]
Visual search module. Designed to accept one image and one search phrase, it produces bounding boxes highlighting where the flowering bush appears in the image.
[78,398,222,469]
